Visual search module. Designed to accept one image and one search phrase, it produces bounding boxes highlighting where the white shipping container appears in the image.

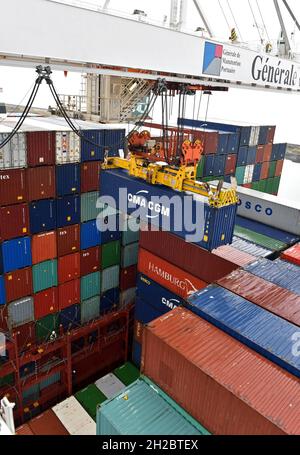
[95,373,125,399]
[52,396,96,435]
[249,126,260,147]
[0,132,27,169]
[243,165,254,184]
[56,131,80,164]
[7,296,34,329]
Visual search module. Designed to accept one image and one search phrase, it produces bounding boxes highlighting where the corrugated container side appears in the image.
[121,242,139,268]
[101,265,120,293]
[80,246,100,275]
[231,236,272,258]
[80,295,100,324]
[0,203,30,241]
[39,372,61,391]
[52,396,96,435]
[120,265,137,291]
[29,199,56,235]
[36,313,59,343]
[58,252,80,284]
[26,131,56,167]
[0,276,5,305]
[0,169,27,206]
[119,287,136,308]
[281,243,300,266]
[100,288,120,314]
[101,240,121,269]
[56,132,80,164]
[56,194,80,228]
[59,304,81,332]
[12,321,36,351]
[80,272,101,301]
[81,191,100,222]
[7,296,34,329]
[32,259,58,293]
[81,161,101,193]
[0,132,27,169]
[104,129,126,156]
[27,166,56,201]
[33,287,58,319]
[81,129,106,162]
[56,163,80,196]
[31,231,57,265]
[4,267,32,302]
[236,215,298,245]
[234,225,287,251]
[80,220,100,250]
[0,236,32,274]
[27,409,69,435]
[57,224,80,257]
[58,279,80,310]
[120,215,140,246]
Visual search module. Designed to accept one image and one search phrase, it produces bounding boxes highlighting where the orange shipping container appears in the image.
[31,231,57,265]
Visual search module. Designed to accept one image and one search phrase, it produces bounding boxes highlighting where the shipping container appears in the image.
[213,155,226,177]
[132,340,142,368]
[97,376,208,436]
[22,383,40,406]
[246,146,256,165]
[195,130,218,155]
[234,225,287,251]
[56,194,80,228]
[26,131,56,167]
[120,265,137,291]
[80,271,101,301]
[94,373,125,399]
[263,143,272,162]
[224,154,236,175]
[56,163,80,196]
[216,132,229,154]
[81,191,100,222]
[281,243,300,266]
[32,259,58,293]
[204,155,214,176]
[4,267,32,302]
[119,287,136,308]
[27,166,56,201]
[75,384,106,421]
[26,409,69,435]
[105,128,126,156]
[135,297,167,324]
[0,132,26,169]
[101,265,120,293]
[80,295,100,324]
[231,236,272,258]
[0,169,27,206]
[120,215,141,246]
[81,129,106,162]
[100,287,119,314]
[31,231,57,265]
[7,296,34,329]
[33,287,58,320]
[80,220,100,250]
[0,276,5,305]
[142,307,300,435]
[20,361,36,378]
[16,424,35,436]
[57,224,80,257]
[275,159,284,177]
[113,362,140,387]
[96,205,121,245]
[12,322,36,352]
[235,166,246,185]
[29,199,56,234]
[121,242,139,268]
[81,161,101,193]
[255,145,264,163]
[252,163,262,182]
[235,215,298,245]
[260,162,269,180]
[58,279,80,310]
[0,203,29,241]
[58,252,80,284]
[101,240,121,269]
[59,304,81,331]
[52,396,96,435]
[80,246,100,276]
[56,132,80,164]
[35,313,59,343]
[237,147,248,166]
[186,285,300,377]
[0,236,32,274]
[268,161,276,178]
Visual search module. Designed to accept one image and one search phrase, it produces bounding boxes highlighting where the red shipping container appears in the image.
[194,131,218,155]
[281,243,300,266]
[0,169,27,206]
[120,265,137,291]
[26,131,56,167]
[4,267,32,303]
[263,143,272,162]
[58,252,80,284]
[224,154,236,175]
[16,424,35,436]
[138,248,207,299]
[12,322,36,352]
[0,203,29,241]
[212,245,256,267]
[58,279,80,310]
[139,229,239,282]
[80,246,100,276]
[81,161,101,193]
[32,231,57,265]
[27,166,56,201]
[260,161,269,180]
[255,145,264,163]
[0,307,8,332]
[266,126,276,144]
[275,160,284,177]
[28,410,70,435]
[34,287,58,319]
[243,183,252,189]
[142,308,300,435]
[57,224,80,257]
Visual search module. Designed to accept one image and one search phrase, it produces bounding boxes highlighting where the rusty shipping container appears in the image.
[142,308,300,435]
[57,224,80,257]
[81,161,101,193]
[4,267,32,303]
[25,409,70,435]
[31,231,57,265]
[0,203,30,241]
[58,279,80,310]
[27,166,56,201]
[212,244,256,267]
[34,287,58,320]
[281,243,300,266]
[12,321,36,352]
[80,246,101,276]
[58,252,80,284]
[139,230,240,282]
[26,131,56,167]
[138,248,207,299]
[0,169,27,206]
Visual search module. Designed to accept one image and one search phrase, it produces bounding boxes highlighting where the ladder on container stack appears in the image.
[120,78,154,122]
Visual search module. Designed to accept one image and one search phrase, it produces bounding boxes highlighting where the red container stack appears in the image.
[56,224,80,257]
[80,161,101,193]
[34,287,58,320]
[0,203,29,241]
[31,231,57,265]
[4,267,32,302]
[27,166,56,201]
[58,252,80,284]
[0,169,27,206]
[58,279,80,310]
[26,132,56,167]
[80,246,101,276]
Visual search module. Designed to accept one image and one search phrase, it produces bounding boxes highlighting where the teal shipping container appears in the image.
[32,259,58,293]
[81,271,101,301]
[96,376,210,435]
[101,266,120,293]
[121,242,139,268]
[81,295,101,324]
[81,191,100,223]
[121,216,140,246]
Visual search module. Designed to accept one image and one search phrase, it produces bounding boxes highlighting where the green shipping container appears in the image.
[75,384,107,421]
[121,216,140,246]
[251,181,260,191]
[234,225,287,251]
[235,166,246,185]
[33,259,57,293]
[113,362,140,387]
[22,383,40,406]
[81,191,100,222]
[258,179,267,192]
[81,272,101,301]
[265,178,274,194]
[36,313,59,343]
[101,241,121,269]
[268,161,276,178]
[272,176,281,195]
[196,156,205,180]
[101,266,119,293]
[81,295,100,324]
[0,373,14,388]
[121,242,139,268]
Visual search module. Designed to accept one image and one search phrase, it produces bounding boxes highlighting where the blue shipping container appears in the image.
[135,297,167,324]
[81,129,106,162]
[231,236,272,258]
[0,237,32,274]
[0,276,6,305]
[105,129,126,156]
[237,147,248,166]
[227,132,239,154]
[100,287,120,314]
[204,155,215,177]
[56,195,80,228]
[56,164,80,196]
[59,304,81,331]
[186,284,300,378]
[236,215,299,245]
[100,169,237,251]
[80,220,100,250]
[252,163,262,182]
[213,155,226,177]
[132,340,142,368]
[246,146,257,165]
[216,132,229,155]
[258,126,269,145]
[29,199,57,234]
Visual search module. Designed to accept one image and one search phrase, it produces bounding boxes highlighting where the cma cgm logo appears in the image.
[203,42,223,77]
[128,191,170,219]
[238,199,273,216]
[162,297,179,310]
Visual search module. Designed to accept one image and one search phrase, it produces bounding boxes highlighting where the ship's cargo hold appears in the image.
[217,269,300,326]
[57,224,80,257]
[12,322,36,351]
[119,287,136,308]
[25,409,70,435]
[39,371,61,390]
[58,252,80,284]
[56,132,80,164]
[137,274,185,313]
[281,243,300,266]
[100,287,120,314]
[29,199,56,234]
[139,230,239,282]
[80,220,100,250]
[56,194,80,228]
[22,383,40,406]
[101,240,120,269]
[100,169,237,251]
[101,265,120,293]
[35,313,59,343]
[120,215,140,246]
[59,304,81,331]
[52,396,96,435]
[81,161,101,193]
[27,166,56,201]
[0,236,32,273]
[58,279,80,310]
[138,248,208,299]
[97,376,208,436]
[31,231,57,265]
[234,225,287,251]
[80,295,100,323]
[0,132,26,169]
[186,285,300,377]
[75,384,107,421]
[20,361,36,378]
[81,191,100,222]
[94,373,125,399]
[0,169,27,206]
[33,287,58,320]
[231,236,272,258]
[80,246,100,275]
[0,276,5,305]
[32,259,58,293]
[7,296,34,329]
[4,267,32,302]
[113,362,140,387]
[0,203,29,241]
[81,129,105,162]
[120,265,137,291]
[81,272,101,301]
[236,215,298,245]
[56,163,80,196]
[142,307,300,435]
[105,128,126,156]
[121,242,139,268]
[26,131,56,167]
